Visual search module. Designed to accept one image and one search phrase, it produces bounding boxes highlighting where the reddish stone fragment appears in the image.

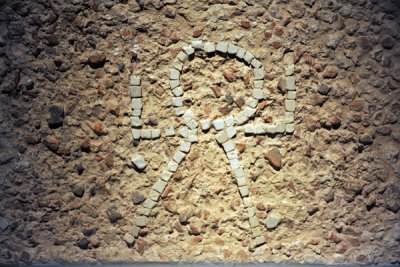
[92,121,104,135]
[294,126,301,138]
[80,138,91,152]
[218,105,232,116]
[25,133,40,145]
[58,145,71,156]
[237,249,250,261]
[264,31,272,40]
[347,236,361,246]
[265,73,275,81]
[192,236,202,243]
[97,85,106,96]
[105,154,114,168]
[336,244,348,254]
[329,232,342,243]
[256,202,266,211]
[172,172,183,181]
[193,28,203,38]
[274,183,283,190]
[241,20,251,29]
[348,72,360,84]
[120,28,132,40]
[329,116,341,129]
[43,136,60,152]
[271,40,282,49]
[288,180,296,192]
[308,239,320,245]
[255,136,264,144]
[88,53,106,69]
[304,54,315,67]
[174,221,184,233]
[222,249,232,259]
[263,116,273,123]
[323,68,338,79]
[293,46,304,63]
[158,37,169,46]
[275,27,283,36]
[154,86,164,98]
[304,117,317,132]
[356,255,367,263]
[223,70,236,82]
[136,238,148,255]
[161,185,173,198]
[215,238,224,245]
[212,85,222,98]
[243,73,252,87]
[235,97,245,108]
[164,200,178,214]
[169,30,180,43]
[189,224,201,235]
[265,147,282,170]
[349,99,365,112]
[257,100,269,111]
[202,210,210,220]
[236,143,246,153]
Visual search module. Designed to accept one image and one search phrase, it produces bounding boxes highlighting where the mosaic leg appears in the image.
[126,138,194,246]
[126,108,199,246]
[214,122,267,250]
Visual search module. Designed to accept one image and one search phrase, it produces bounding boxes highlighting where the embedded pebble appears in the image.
[0,217,9,231]
[123,233,135,246]
[131,155,147,170]
[265,216,280,230]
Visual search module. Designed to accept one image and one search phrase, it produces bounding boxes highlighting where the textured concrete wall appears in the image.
[0,0,399,265]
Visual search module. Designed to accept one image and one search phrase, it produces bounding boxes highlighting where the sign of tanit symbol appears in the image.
[126,40,297,250]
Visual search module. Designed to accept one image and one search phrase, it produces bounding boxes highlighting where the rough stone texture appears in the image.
[0,0,399,265]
